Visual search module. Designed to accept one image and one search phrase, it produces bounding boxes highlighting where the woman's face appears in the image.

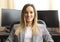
[24,6,34,23]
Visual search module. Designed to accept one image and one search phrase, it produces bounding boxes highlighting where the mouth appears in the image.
[26,17,31,20]
[27,17,31,19]
[27,18,30,19]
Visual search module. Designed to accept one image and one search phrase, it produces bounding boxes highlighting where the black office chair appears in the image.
[10,20,46,31]
[10,21,20,31]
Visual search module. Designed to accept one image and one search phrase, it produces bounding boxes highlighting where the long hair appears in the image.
[15,4,38,36]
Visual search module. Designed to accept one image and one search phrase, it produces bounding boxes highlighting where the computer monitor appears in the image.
[38,10,59,28]
[1,9,59,28]
[1,9,21,27]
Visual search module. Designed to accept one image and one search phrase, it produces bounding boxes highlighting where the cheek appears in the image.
[31,14,34,19]
[24,14,27,18]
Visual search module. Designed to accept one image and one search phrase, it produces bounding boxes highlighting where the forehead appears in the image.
[25,6,34,11]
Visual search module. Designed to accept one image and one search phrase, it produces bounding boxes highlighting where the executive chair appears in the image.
[10,20,46,31]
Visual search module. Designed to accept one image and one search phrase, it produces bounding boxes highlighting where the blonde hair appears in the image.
[15,4,38,36]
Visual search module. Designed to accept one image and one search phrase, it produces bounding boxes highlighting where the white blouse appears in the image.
[24,26,32,42]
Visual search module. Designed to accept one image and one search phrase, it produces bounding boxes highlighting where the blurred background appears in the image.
[0,0,60,33]
[0,0,60,42]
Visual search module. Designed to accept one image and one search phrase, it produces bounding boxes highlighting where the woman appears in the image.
[6,4,54,42]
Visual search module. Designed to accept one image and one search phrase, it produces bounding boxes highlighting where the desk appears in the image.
[0,32,9,42]
[51,32,60,42]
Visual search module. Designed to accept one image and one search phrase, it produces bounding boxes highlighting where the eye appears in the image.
[30,11,33,14]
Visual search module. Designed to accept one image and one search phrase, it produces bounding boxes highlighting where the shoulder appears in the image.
[12,24,20,31]
[37,24,46,30]
[37,20,46,28]
[37,20,47,32]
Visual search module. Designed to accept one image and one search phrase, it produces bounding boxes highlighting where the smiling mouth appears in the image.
[27,17,31,18]
[27,18,30,19]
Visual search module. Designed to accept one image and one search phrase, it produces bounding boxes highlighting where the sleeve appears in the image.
[43,25,54,42]
[5,29,15,42]
[5,24,19,42]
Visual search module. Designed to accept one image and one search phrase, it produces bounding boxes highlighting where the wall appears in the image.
[0,0,14,26]
[0,0,8,26]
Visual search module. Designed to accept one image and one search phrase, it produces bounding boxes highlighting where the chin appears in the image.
[27,20,32,22]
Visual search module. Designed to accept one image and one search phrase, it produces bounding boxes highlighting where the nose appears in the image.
[27,13,30,16]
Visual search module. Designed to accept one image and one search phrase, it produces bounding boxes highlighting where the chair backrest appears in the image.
[10,20,46,31]
[10,21,20,30]
[37,20,46,25]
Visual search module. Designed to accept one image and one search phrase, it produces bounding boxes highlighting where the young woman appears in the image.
[5,4,54,42]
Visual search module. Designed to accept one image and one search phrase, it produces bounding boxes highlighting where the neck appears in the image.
[26,21,32,27]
